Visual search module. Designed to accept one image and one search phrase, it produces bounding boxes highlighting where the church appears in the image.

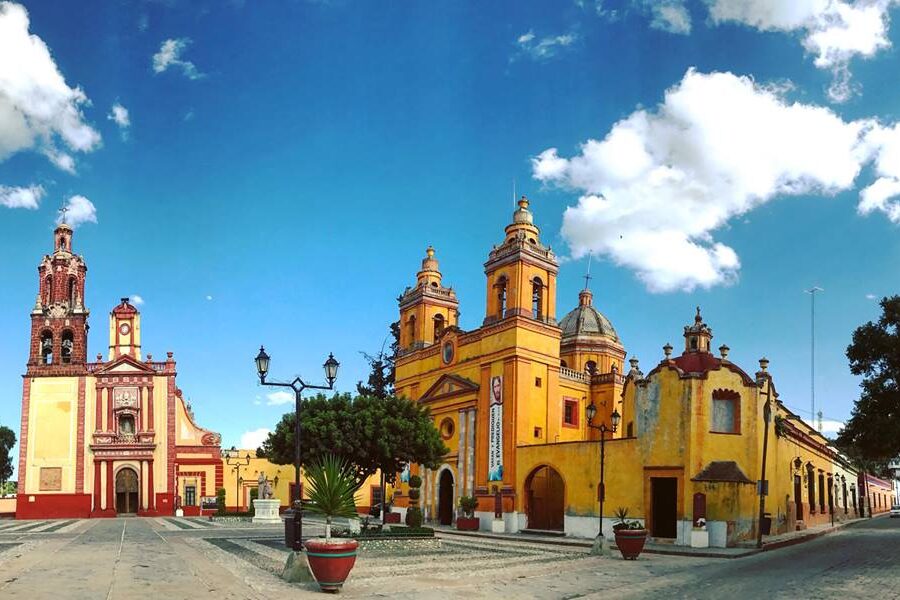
[17,221,223,518]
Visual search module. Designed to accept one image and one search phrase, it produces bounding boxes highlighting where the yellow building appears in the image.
[17,223,222,519]
[393,197,859,547]
[220,450,388,515]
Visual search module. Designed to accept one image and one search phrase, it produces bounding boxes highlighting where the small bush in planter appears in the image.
[458,495,478,517]
[612,507,647,560]
[406,506,424,528]
[216,487,227,516]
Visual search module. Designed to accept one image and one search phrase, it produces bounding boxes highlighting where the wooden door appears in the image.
[650,477,677,538]
[115,468,139,514]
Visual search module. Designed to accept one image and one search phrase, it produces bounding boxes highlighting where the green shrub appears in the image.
[408,488,421,501]
[406,506,423,528]
[458,495,478,517]
[216,488,227,516]
[408,475,422,489]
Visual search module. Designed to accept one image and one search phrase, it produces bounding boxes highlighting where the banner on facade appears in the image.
[488,375,503,481]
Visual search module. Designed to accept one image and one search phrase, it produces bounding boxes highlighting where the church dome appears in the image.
[559,289,619,343]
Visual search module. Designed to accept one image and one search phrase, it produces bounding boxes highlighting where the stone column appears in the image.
[147,385,154,431]
[95,387,103,431]
[93,461,101,511]
[467,409,476,496]
[148,460,155,511]
[457,410,467,496]
[106,461,114,512]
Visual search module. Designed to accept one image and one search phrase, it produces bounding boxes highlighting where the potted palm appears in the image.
[612,507,648,560]
[303,454,361,592]
[457,496,479,530]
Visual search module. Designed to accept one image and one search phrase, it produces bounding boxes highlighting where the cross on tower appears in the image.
[583,253,593,291]
[58,205,69,225]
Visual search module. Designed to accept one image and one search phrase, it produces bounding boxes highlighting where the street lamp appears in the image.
[255,345,339,550]
[586,398,620,553]
[225,446,251,512]
[756,358,773,549]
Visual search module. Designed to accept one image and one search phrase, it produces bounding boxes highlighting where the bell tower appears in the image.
[683,307,713,354]
[483,196,558,325]
[109,298,142,360]
[27,222,89,372]
[398,246,459,350]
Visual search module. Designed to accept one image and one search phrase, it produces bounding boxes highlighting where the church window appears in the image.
[118,414,135,435]
[44,275,52,305]
[60,330,74,364]
[690,336,698,350]
[533,426,542,439]
[585,360,597,375]
[433,314,444,339]
[711,389,740,433]
[68,277,76,306]
[407,315,417,347]
[496,276,508,318]
[563,397,579,427]
[535,377,542,387]
[40,331,53,364]
[532,277,543,320]
[439,418,455,440]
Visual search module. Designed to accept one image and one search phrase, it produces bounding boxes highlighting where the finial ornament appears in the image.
[759,357,769,372]
[426,245,435,258]
[719,344,730,360]
[518,194,529,209]
[695,306,702,322]
[663,343,673,359]
[58,204,69,225]
[583,252,593,291]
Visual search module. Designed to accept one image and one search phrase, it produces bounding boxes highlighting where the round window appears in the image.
[440,417,455,440]
[442,341,454,364]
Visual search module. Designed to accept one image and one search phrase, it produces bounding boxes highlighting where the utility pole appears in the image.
[805,287,823,429]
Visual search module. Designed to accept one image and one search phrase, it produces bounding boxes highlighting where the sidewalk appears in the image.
[430,514,882,559]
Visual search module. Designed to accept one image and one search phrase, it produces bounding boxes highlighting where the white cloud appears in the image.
[706,0,899,102]
[57,194,97,228]
[858,122,900,222]
[266,391,294,406]
[0,184,43,209]
[108,103,130,129]
[0,2,101,171]
[152,38,204,80]
[533,69,880,292]
[820,419,845,434]
[130,294,144,305]
[239,428,270,450]
[649,1,692,34]
[515,29,578,61]
[865,293,878,300]
[205,294,213,301]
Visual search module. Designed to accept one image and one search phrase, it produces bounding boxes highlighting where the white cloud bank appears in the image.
[0,2,101,174]
[152,38,204,79]
[0,184,44,209]
[515,30,578,61]
[707,0,900,102]
[649,1,692,34]
[108,103,130,129]
[266,391,294,406]
[57,195,97,228]
[130,294,144,305]
[533,68,900,292]
[240,428,270,450]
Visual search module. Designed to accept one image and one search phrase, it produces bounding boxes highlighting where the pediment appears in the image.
[419,373,479,403]
[94,353,156,375]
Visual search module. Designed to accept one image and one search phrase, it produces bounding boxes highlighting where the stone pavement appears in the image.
[0,514,893,598]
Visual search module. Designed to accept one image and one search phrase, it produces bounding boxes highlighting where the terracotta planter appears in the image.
[304,538,359,592]
[614,529,648,560]
[383,512,401,524]
[456,516,479,531]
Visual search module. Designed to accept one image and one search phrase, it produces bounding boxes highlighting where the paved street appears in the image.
[0,516,893,598]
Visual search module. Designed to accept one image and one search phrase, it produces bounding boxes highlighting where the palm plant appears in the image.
[304,454,359,541]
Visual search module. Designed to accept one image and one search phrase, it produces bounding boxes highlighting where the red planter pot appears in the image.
[383,512,401,524]
[456,517,480,531]
[614,529,648,560]
[304,538,359,592]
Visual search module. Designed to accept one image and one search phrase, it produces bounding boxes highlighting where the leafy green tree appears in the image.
[838,296,900,461]
[0,426,15,491]
[356,321,400,399]
[257,393,447,487]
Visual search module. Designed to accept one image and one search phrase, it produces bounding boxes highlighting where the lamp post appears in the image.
[586,398,620,554]
[225,447,251,511]
[255,346,339,550]
[756,358,773,549]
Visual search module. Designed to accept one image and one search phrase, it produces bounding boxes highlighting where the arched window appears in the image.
[44,275,52,305]
[532,277,543,320]
[433,314,445,339]
[40,330,53,364]
[560,359,567,368]
[60,330,74,364]
[407,315,417,347]
[585,360,597,375]
[496,276,508,319]
[711,389,740,434]
[68,277,77,307]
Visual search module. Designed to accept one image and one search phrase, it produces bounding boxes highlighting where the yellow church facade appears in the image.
[392,197,861,547]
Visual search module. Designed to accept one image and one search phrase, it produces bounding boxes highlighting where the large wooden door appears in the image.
[438,470,454,526]
[526,466,565,531]
[115,468,139,514]
[794,475,804,521]
[650,477,677,538]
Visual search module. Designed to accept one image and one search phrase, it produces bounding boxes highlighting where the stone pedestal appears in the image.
[491,518,505,533]
[175,508,184,517]
[590,534,609,555]
[690,528,709,548]
[252,499,282,524]
[282,550,314,583]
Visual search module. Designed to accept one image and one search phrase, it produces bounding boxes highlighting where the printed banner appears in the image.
[488,375,504,481]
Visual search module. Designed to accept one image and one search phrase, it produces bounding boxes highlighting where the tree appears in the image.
[0,426,15,489]
[257,392,447,488]
[837,296,900,461]
[356,320,400,399]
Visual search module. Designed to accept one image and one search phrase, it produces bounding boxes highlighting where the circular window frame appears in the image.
[442,341,454,364]
[439,417,455,440]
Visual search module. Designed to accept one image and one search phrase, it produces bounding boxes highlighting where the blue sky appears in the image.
[1,1,899,470]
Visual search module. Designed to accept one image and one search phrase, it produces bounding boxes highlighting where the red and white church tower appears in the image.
[18,222,223,519]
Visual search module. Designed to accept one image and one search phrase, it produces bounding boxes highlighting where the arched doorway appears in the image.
[115,467,139,514]
[525,465,565,531]
[438,469,454,526]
